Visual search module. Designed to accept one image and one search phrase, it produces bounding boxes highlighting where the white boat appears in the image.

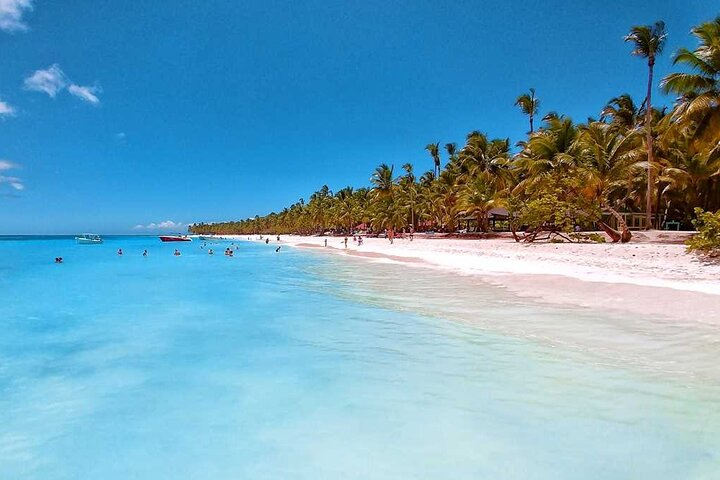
[75,233,103,244]
[198,235,222,243]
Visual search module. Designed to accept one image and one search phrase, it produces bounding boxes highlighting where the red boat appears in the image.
[159,235,192,242]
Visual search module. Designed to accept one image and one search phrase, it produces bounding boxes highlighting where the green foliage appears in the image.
[686,208,720,257]
[517,174,602,234]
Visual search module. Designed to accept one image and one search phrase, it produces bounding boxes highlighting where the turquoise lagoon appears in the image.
[0,236,718,479]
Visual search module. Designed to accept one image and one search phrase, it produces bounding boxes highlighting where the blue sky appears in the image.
[0,0,712,233]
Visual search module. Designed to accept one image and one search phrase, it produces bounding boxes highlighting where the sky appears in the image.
[0,0,714,234]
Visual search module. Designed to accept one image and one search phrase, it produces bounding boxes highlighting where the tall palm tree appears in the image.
[515,88,540,133]
[445,143,457,162]
[400,163,417,229]
[425,142,441,178]
[625,20,667,229]
[370,163,395,197]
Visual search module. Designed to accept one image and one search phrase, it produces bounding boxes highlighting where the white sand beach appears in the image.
[226,233,720,323]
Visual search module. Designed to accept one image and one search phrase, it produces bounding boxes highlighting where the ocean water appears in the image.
[0,236,718,479]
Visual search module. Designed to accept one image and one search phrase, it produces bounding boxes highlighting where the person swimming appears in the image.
[208,248,214,255]
[117,248,123,256]
[143,250,148,257]
[275,246,281,252]
[174,249,181,256]
[54,257,63,263]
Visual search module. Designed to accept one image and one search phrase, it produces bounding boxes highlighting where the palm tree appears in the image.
[576,122,643,240]
[661,17,720,120]
[457,177,501,232]
[370,163,395,197]
[425,142,441,178]
[601,94,641,131]
[625,20,667,228]
[515,88,540,133]
[399,163,417,229]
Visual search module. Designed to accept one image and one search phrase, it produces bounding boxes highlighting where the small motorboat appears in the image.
[198,235,222,243]
[159,235,192,242]
[75,233,103,244]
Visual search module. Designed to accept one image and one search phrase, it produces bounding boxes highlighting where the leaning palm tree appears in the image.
[625,20,667,229]
[515,88,540,133]
[425,142,441,178]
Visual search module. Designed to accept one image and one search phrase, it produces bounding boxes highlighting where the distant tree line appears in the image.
[191,17,720,240]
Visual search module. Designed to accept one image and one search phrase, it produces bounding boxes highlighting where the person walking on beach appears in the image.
[324,238,327,247]
[344,237,348,248]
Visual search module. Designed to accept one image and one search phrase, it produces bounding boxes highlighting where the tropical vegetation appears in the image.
[686,208,720,257]
[191,17,720,241]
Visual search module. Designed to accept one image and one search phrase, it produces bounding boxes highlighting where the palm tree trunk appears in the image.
[603,204,632,242]
[655,181,663,228]
[645,58,655,229]
[529,114,534,134]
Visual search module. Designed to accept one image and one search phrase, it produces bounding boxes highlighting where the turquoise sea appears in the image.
[0,236,718,479]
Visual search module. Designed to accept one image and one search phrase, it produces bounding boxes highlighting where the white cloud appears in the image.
[0,161,24,191]
[24,64,67,98]
[0,175,24,190]
[68,84,100,105]
[133,220,185,231]
[0,98,15,117]
[0,0,33,33]
[0,159,18,170]
[24,64,101,104]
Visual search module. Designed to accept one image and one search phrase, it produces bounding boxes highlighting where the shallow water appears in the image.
[0,236,718,479]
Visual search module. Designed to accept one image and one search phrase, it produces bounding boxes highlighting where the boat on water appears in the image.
[75,233,103,244]
[198,235,222,242]
[159,235,192,242]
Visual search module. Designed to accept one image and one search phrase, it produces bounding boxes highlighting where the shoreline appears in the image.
[222,234,720,324]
